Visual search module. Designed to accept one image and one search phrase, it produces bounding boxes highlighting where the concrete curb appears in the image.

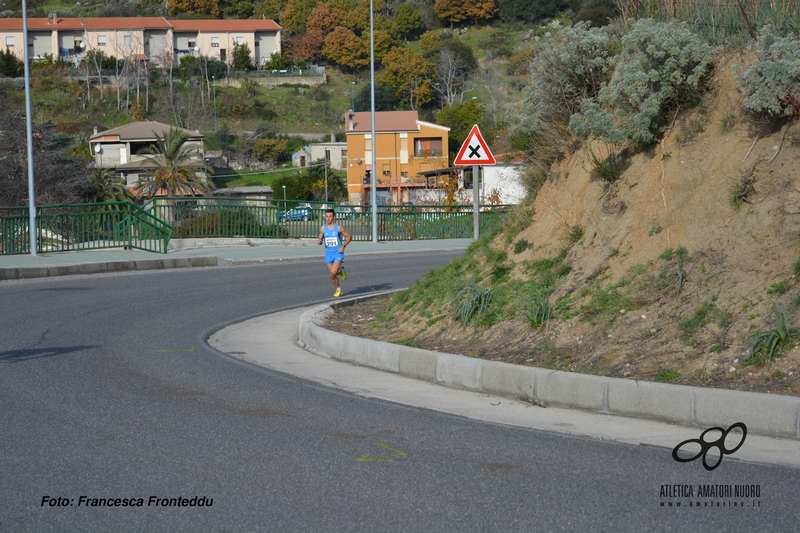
[168,237,318,251]
[0,256,220,280]
[299,299,800,440]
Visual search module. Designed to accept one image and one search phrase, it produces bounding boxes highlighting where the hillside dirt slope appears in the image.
[324,52,800,397]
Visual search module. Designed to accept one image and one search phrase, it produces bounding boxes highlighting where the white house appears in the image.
[292,141,348,171]
[89,121,206,188]
[0,16,281,67]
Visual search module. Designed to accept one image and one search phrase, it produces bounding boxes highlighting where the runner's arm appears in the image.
[338,227,352,251]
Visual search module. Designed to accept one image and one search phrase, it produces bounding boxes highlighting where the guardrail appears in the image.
[0,202,172,255]
[143,197,511,241]
[1,199,511,255]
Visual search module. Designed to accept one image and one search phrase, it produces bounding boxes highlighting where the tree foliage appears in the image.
[137,128,213,199]
[434,0,498,25]
[436,99,486,157]
[394,3,425,40]
[223,0,255,18]
[263,50,295,70]
[167,0,220,17]
[231,42,253,71]
[83,168,133,205]
[323,27,369,70]
[280,0,318,34]
[377,46,435,109]
[569,19,713,145]
[736,26,800,119]
[354,83,398,111]
[252,138,289,162]
[0,113,89,208]
[517,22,610,134]
[0,47,22,77]
[307,2,341,33]
[419,30,441,51]
[498,0,567,23]
[253,0,287,20]
[424,39,478,105]
[284,30,325,64]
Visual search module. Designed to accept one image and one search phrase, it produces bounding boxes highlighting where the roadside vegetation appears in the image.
[329,3,800,394]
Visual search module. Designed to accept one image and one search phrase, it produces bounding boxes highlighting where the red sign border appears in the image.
[453,124,496,166]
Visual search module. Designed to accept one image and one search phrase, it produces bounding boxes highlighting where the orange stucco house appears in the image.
[344,111,450,205]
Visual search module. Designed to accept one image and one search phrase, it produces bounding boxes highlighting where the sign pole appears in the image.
[453,124,495,241]
[472,165,479,239]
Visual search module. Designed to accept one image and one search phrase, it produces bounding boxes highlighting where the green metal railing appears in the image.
[0,202,172,255]
[143,198,512,241]
[1,198,512,255]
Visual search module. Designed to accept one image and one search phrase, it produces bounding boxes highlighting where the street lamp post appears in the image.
[212,75,217,132]
[22,0,36,255]
[369,0,377,243]
[282,185,286,210]
[350,81,355,111]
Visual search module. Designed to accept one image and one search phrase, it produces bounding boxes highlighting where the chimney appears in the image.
[54,13,57,24]
[348,112,354,131]
[330,131,335,143]
[93,126,97,135]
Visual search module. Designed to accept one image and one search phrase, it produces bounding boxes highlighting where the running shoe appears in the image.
[339,266,347,281]
[334,288,342,297]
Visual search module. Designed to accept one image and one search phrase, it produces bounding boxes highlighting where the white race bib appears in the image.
[325,237,339,247]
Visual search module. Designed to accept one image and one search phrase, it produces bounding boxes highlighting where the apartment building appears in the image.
[345,111,450,205]
[0,16,281,67]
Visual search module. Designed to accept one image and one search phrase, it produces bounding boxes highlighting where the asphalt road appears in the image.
[2,252,799,532]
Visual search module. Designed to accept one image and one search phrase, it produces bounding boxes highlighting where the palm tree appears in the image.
[136,128,213,199]
[84,168,133,207]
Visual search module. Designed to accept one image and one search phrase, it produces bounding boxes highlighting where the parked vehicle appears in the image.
[278,207,315,223]
[334,206,355,220]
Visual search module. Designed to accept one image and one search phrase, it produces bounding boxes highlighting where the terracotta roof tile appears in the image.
[169,19,280,31]
[0,17,278,32]
[346,111,419,133]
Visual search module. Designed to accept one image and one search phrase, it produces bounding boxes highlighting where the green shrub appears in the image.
[736,26,800,119]
[511,22,611,199]
[745,307,800,365]
[588,148,623,182]
[569,19,713,145]
[174,209,288,238]
[452,284,493,326]
[655,368,680,382]
[513,238,531,254]
[527,295,553,328]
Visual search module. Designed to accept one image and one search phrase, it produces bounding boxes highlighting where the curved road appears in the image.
[1,252,798,532]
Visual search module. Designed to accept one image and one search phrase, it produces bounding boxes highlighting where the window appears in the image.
[414,138,443,156]
[211,37,219,47]
[6,37,14,47]
[235,37,244,45]
[97,35,106,46]
[188,41,196,49]
[124,35,132,46]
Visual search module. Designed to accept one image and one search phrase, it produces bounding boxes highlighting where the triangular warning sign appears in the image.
[453,124,496,166]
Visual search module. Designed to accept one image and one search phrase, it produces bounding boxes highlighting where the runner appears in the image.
[317,208,352,297]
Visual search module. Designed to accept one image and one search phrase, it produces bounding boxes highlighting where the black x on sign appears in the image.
[454,125,496,166]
